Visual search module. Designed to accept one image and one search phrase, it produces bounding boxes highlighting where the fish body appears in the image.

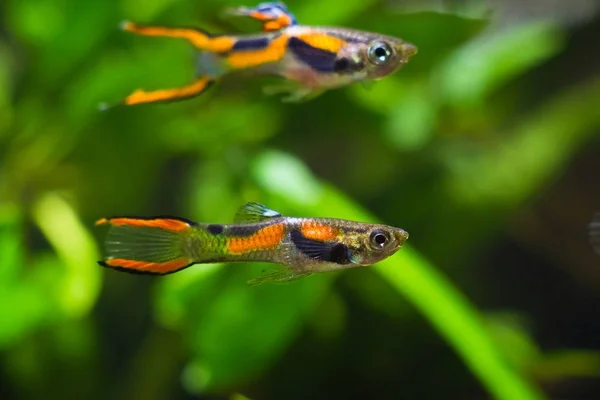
[117,2,417,105]
[97,202,409,284]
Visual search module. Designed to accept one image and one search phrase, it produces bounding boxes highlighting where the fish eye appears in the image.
[367,41,393,65]
[370,230,389,248]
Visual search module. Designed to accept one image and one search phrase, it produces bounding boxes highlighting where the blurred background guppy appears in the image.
[117,1,417,105]
[97,202,409,284]
[2,0,600,400]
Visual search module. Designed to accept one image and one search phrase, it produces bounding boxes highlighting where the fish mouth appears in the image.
[398,42,418,63]
[395,229,410,245]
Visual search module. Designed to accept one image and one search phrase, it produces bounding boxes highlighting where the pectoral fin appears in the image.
[263,84,323,103]
[247,268,312,285]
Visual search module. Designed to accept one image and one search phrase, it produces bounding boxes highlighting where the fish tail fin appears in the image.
[196,51,228,79]
[96,216,197,275]
[121,21,233,53]
[122,76,215,106]
[117,20,227,106]
[589,213,600,255]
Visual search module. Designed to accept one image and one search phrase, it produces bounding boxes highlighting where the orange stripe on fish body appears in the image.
[300,221,339,241]
[97,217,191,232]
[294,33,346,54]
[227,223,285,254]
[226,35,288,69]
[104,258,191,274]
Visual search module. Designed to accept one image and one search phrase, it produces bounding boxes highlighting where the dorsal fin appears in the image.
[234,202,283,223]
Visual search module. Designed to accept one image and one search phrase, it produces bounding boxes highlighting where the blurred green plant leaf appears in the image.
[0,204,21,284]
[445,77,600,208]
[532,350,600,381]
[294,0,377,25]
[351,78,438,150]
[0,205,57,347]
[436,20,565,105]
[32,193,102,318]
[485,313,600,381]
[485,313,540,371]
[157,264,332,391]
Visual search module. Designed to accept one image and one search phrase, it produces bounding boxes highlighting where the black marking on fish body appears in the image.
[227,224,264,237]
[333,57,364,74]
[333,58,350,72]
[290,230,352,264]
[232,37,271,51]
[288,37,338,73]
[207,224,224,235]
[328,243,352,264]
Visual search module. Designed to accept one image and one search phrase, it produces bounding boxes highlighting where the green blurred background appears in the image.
[2,0,600,399]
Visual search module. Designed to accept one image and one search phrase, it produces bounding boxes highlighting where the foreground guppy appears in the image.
[96,202,409,284]
[117,1,417,105]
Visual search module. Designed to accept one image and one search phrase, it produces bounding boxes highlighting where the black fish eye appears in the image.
[367,41,393,65]
[370,230,389,248]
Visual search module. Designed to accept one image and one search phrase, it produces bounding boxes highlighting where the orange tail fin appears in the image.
[121,21,234,52]
[122,77,215,106]
[96,216,196,275]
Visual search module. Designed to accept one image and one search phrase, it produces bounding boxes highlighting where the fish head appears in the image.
[358,35,417,79]
[330,30,417,82]
[345,223,409,265]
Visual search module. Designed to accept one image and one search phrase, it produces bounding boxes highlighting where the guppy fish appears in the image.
[118,2,417,105]
[96,202,409,285]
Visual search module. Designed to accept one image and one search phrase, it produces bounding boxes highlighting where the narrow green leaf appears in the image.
[437,20,564,104]
[32,193,102,318]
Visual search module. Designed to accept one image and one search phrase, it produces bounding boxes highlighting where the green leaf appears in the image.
[436,20,565,105]
[0,203,22,285]
[294,0,378,25]
[157,264,332,391]
[0,205,58,347]
[32,193,102,318]
[444,77,600,208]
[532,350,600,381]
